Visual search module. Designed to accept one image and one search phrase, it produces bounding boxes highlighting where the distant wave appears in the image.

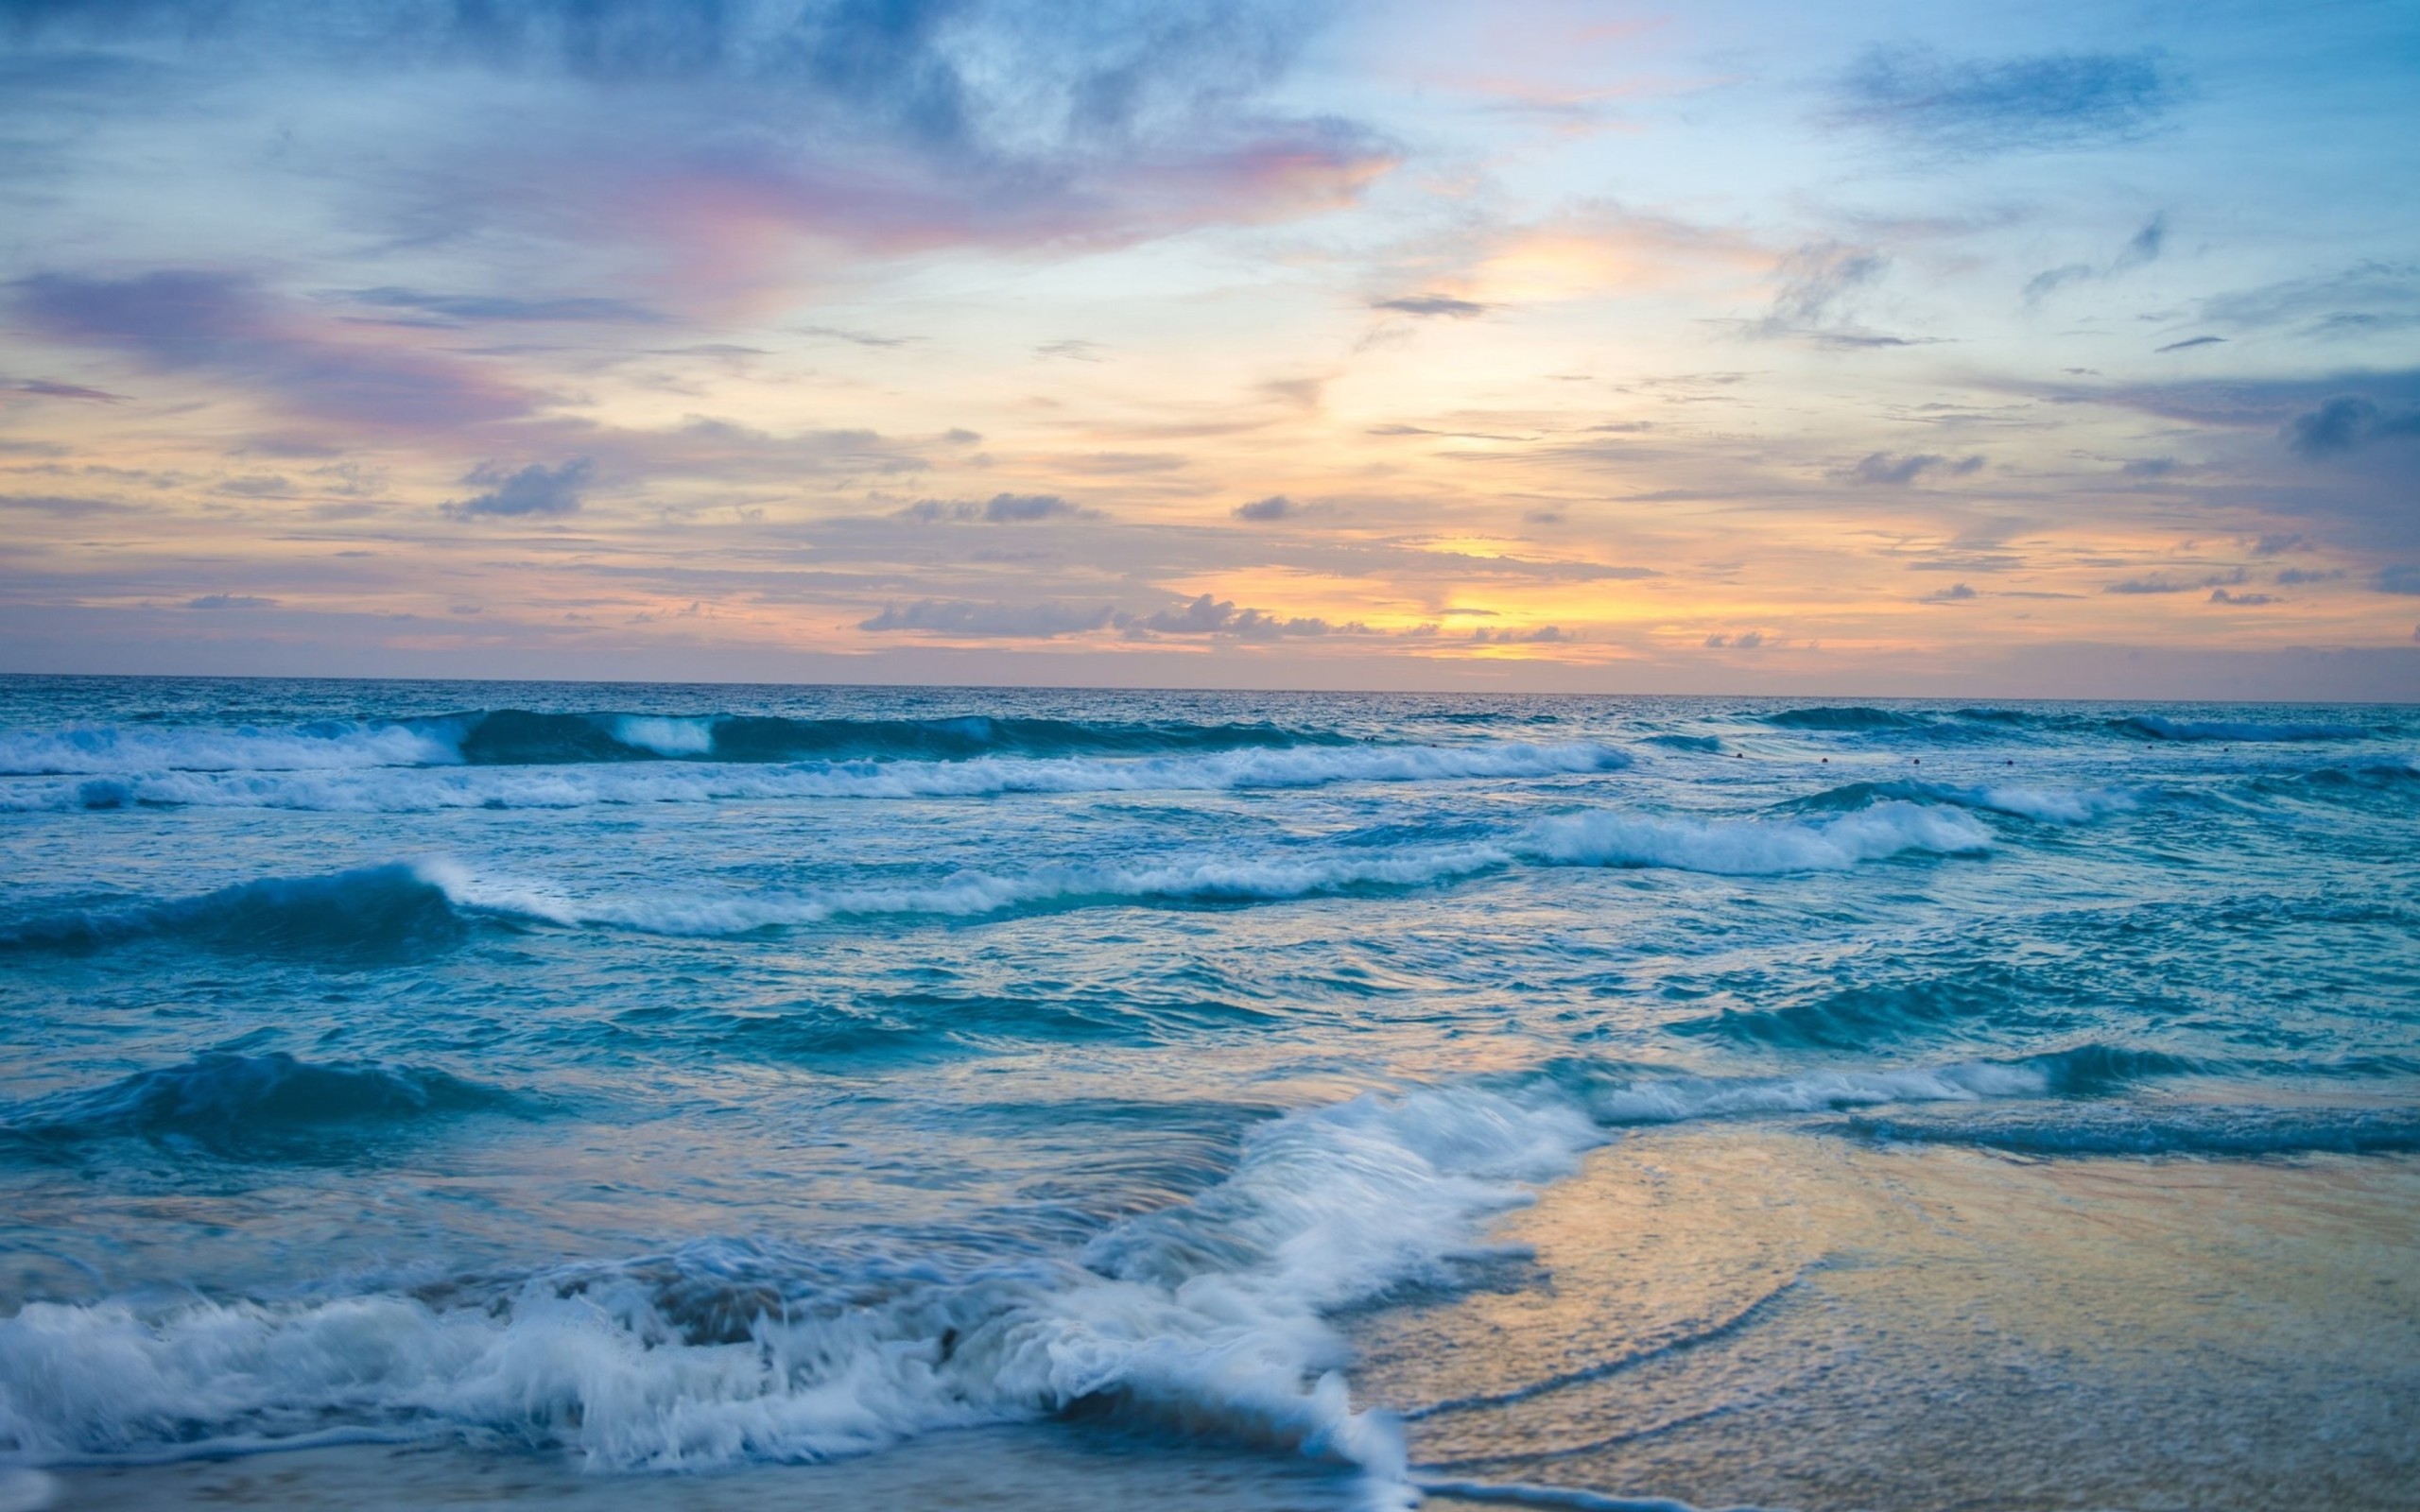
[5,1053,516,1160]
[1785,778,2138,825]
[2117,715,2366,743]
[0,711,1351,777]
[0,1054,2162,1478]
[1759,706,1926,731]
[0,741,1634,814]
[1841,1102,2420,1158]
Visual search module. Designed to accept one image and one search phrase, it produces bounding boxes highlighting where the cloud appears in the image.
[2114,214,2167,271]
[1846,452,1985,486]
[12,270,539,432]
[2203,261,2420,336]
[2380,566,2420,595]
[1922,582,1979,603]
[446,457,594,518]
[1470,625,1564,643]
[185,593,277,610]
[1233,494,1292,522]
[1120,593,1365,639]
[338,287,664,325]
[1756,242,1888,339]
[3,1,1392,293]
[6,379,128,403]
[2022,263,2096,302]
[2286,396,2420,456]
[1704,629,1768,648]
[798,324,917,348]
[857,599,1115,637]
[2273,567,2344,585]
[982,491,1078,523]
[1374,295,1489,318]
[2023,214,2165,301]
[2105,570,2245,595]
[1832,46,2173,155]
[2207,588,2275,606]
[2155,335,2225,353]
[895,492,1091,523]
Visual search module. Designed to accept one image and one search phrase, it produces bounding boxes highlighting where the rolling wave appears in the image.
[6,1053,517,1160]
[1759,706,1926,731]
[2117,715,2367,743]
[0,865,469,959]
[0,711,1351,777]
[0,741,1634,814]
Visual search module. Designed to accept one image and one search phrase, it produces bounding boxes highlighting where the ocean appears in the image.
[0,676,2414,1512]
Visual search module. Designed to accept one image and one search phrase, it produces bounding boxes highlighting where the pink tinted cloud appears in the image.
[12,270,543,433]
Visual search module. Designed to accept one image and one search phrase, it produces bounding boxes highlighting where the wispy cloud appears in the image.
[1845,453,1985,486]
[1374,295,1489,318]
[1832,46,2174,155]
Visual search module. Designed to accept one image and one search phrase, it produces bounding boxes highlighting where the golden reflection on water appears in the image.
[1374,1129,2420,1511]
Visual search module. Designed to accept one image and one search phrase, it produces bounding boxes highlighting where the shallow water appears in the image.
[1,678,2414,1509]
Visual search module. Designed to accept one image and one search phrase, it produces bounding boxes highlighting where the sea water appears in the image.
[0,678,2413,1511]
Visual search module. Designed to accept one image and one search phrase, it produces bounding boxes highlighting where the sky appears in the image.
[1,0,2416,697]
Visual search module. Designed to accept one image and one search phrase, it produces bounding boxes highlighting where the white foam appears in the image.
[0,723,458,777]
[610,716,716,756]
[0,1083,1599,1506]
[0,743,1632,813]
[1521,800,1992,874]
[1937,782,2135,825]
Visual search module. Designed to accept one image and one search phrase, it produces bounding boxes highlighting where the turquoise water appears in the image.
[1,678,2415,1509]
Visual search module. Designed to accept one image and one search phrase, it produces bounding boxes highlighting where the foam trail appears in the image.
[1410,1479,1767,1512]
[0,743,1633,813]
[430,803,1986,936]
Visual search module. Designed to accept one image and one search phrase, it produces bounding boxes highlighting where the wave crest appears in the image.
[8,1053,516,1159]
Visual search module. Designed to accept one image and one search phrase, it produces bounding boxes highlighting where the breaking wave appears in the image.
[0,1053,2159,1483]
